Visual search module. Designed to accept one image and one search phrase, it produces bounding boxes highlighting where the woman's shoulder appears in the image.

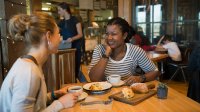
[70,16,79,22]
[94,44,104,50]
[93,44,105,53]
[4,58,42,88]
[128,43,143,51]
[15,58,43,79]
[127,43,145,56]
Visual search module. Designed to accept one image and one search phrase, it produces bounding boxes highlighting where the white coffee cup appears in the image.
[107,75,121,84]
[68,86,83,93]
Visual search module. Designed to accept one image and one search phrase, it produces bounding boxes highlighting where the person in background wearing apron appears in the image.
[57,2,86,82]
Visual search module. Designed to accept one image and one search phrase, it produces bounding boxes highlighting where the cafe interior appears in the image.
[0,0,200,111]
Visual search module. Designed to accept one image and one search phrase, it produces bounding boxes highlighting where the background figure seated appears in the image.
[129,26,142,47]
[141,37,156,51]
[129,26,155,51]
[156,34,182,63]
[155,35,183,81]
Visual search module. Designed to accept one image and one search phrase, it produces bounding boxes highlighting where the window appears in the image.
[133,0,200,45]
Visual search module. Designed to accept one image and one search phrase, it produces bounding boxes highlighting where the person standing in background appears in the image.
[57,2,86,82]
[0,12,80,112]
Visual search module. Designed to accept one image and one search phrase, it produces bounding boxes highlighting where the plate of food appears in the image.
[83,82,112,94]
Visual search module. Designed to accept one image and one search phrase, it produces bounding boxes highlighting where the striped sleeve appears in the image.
[133,47,157,72]
[88,45,105,73]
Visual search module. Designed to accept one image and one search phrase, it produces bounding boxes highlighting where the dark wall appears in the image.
[0,0,42,86]
[0,0,27,80]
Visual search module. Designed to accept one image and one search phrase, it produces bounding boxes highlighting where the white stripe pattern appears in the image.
[89,43,157,80]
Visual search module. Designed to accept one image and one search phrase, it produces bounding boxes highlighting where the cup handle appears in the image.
[107,77,110,82]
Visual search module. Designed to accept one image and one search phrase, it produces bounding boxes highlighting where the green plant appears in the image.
[157,83,167,89]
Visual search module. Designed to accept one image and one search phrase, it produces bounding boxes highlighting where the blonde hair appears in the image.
[8,12,56,49]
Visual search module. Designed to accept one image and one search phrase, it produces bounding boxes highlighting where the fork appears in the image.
[80,99,113,106]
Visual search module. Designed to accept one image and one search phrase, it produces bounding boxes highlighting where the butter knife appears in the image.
[80,99,112,106]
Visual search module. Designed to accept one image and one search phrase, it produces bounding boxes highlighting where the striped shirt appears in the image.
[89,43,157,80]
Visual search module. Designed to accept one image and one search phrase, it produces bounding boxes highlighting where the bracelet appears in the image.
[102,54,109,59]
[51,90,57,100]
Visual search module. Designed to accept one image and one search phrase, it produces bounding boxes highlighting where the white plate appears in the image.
[110,80,125,87]
[83,82,112,92]
[78,92,88,101]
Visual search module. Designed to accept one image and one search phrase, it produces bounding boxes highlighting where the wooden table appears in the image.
[147,51,168,76]
[147,51,168,62]
[60,81,200,112]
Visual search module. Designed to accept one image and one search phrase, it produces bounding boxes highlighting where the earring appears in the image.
[47,41,53,51]
[48,41,50,45]
[48,41,52,49]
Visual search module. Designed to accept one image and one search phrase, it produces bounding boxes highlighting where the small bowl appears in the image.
[68,86,83,93]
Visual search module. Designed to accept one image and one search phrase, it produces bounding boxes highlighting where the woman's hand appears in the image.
[58,92,80,108]
[54,86,70,98]
[103,40,112,56]
[66,38,73,43]
[124,76,142,86]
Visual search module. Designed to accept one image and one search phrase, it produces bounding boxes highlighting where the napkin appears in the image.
[80,96,112,110]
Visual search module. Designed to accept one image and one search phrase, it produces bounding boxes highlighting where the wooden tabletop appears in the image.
[60,81,200,112]
[147,51,168,62]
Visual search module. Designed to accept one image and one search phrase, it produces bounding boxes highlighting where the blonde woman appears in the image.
[0,12,80,112]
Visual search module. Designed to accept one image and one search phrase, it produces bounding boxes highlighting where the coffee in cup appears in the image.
[107,75,121,84]
[68,86,83,93]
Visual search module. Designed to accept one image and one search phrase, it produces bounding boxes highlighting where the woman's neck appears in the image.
[64,13,70,20]
[111,44,127,60]
[27,47,49,68]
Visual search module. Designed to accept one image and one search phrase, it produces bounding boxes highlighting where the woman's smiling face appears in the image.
[105,24,126,49]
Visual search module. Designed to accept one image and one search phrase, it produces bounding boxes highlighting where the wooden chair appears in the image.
[43,49,76,91]
[168,48,192,83]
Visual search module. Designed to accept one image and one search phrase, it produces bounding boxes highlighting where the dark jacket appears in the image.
[187,46,200,103]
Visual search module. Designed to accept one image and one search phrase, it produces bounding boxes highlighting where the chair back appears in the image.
[181,48,192,64]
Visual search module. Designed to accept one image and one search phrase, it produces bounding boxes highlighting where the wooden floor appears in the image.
[80,64,188,96]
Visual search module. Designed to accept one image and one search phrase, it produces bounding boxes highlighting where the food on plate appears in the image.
[122,87,134,99]
[89,83,103,90]
[130,83,149,93]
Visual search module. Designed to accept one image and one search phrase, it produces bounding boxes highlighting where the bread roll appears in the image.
[122,87,134,99]
[130,83,149,93]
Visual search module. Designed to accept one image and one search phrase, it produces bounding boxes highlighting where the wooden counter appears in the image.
[43,49,76,91]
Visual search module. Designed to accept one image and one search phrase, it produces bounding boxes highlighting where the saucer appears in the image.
[78,92,88,101]
[109,80,125,87]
